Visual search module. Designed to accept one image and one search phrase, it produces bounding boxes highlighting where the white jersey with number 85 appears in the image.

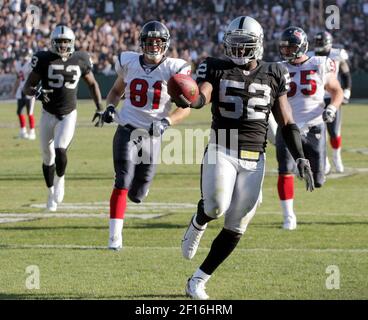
[281,55,335,129]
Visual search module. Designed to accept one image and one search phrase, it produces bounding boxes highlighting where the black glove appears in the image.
[35,87,53,104]
[322,104,337,123]
[296,158,314,192]
[102,105,116,123]
[173,94,192,108]
[149,118,171,136]
[92,110,104,127]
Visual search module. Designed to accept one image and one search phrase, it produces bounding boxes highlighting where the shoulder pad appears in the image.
[119,51,139,68]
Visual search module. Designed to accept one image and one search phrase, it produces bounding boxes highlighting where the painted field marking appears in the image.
[0,244,367,253]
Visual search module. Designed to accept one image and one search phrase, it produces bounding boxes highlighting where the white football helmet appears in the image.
[50,25,75,59]
[223,16,264,65]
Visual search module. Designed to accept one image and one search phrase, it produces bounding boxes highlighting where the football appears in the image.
[167,74,199,104]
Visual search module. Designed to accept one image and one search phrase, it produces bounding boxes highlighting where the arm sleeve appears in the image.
[195,58,214,85]
[176,61,192,76]
[276,63,291,97]
[30,53,43,75]
[281,123,305,160]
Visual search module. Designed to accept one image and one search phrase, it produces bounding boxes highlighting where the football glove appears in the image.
[322,104,337,123]
[102,105,116,123]
[343,89,351,105]
[173,94,192,108]
[92,110,104,127]
[35,87,53,104]
[149,118,171,136]
[296,158,314,192]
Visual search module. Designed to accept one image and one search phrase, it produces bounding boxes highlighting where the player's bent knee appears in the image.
[42,151,55,166]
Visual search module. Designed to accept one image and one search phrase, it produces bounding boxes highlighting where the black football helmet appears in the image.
[279,26,308,62]
[314,31,333,56]
[139,21,170,61]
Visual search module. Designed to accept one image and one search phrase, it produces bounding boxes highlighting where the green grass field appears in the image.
[0,100,367,300]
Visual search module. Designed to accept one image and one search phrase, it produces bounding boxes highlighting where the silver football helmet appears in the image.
[50,25,75,59]
[223,16,264,65]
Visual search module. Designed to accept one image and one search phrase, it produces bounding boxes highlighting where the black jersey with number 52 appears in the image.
[31,51,92,116]
[196,57,290,152]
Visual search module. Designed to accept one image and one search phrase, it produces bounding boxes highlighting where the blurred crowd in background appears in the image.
[1,0,368,75]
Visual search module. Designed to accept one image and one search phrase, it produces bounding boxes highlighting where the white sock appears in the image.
[280,199,294,218]
[193,268,211,283]
[29,128,35,135]
[48,186,54,195]
[333,148,341,160]
[109,218,124,239]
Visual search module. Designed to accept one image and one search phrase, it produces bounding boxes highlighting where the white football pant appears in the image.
[201,144,265,234]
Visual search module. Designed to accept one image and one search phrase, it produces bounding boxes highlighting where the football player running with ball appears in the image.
[276,27,344,230]
[101,21,191,251]
[23,25,104,212]
[177,16,314,300]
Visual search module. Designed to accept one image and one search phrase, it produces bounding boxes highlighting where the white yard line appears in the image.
[0,244,367,253]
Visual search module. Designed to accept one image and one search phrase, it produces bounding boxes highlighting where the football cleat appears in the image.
[283,214,297,230]
[181,214,207,260]
[186,277,209,300]
[54,175,65,204]
[46,191,57,212]
[108,235,122,251]
[19,130,29,139]
[28,129,36,140]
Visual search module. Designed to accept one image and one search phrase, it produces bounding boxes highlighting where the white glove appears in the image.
[322,104,337,123]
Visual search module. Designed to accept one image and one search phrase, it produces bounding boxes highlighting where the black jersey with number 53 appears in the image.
[31,51,92,116]
[196,57,290,152]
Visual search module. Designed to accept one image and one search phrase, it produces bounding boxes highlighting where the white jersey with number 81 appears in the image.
[114,51,191,130]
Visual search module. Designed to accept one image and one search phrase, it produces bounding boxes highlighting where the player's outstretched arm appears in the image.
[325,73,344,110]
[273,94,314,192]
[83,72,104,127]
[101,76,126,124]
[22,71,41,96]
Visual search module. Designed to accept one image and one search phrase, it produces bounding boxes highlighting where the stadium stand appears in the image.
[1,0,367,75]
